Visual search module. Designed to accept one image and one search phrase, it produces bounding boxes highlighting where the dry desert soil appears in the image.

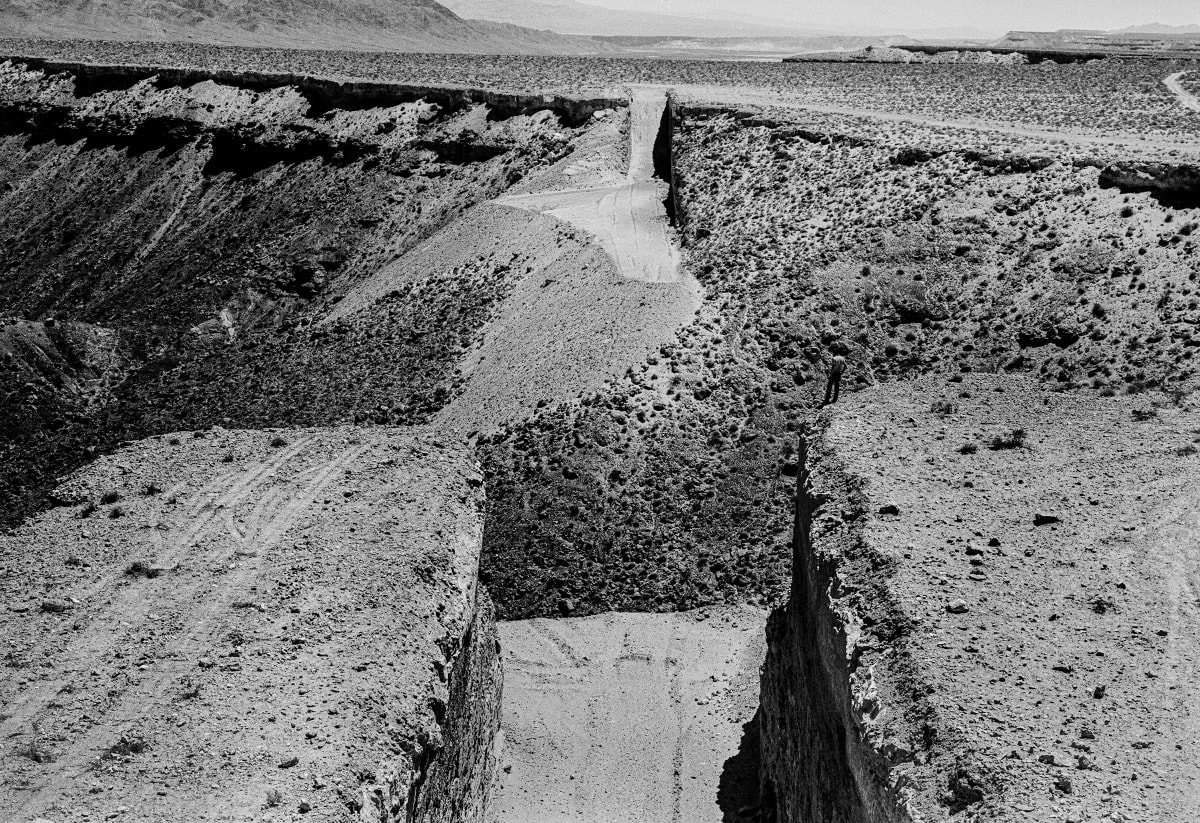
[0,42,1198,823]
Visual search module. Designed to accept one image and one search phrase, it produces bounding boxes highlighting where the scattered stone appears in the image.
[1034,513,1061,526]
[946,599,969,614]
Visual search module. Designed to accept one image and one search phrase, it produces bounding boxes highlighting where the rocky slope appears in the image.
[0,426,500,822]
[0,58,616,528]
[477,101,1200,619]
[0,0,609,54]
[760,375,1200,821]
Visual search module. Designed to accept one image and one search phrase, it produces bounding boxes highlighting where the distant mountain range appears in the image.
[0,0,612,53]
[442,0,813,38]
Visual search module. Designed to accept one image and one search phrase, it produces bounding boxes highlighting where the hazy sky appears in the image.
[580,0,1199,34]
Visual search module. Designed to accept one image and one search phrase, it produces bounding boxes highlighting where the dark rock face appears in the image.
[413,591,503,823]
[757,425,917,823]
[1099,162,1200,207]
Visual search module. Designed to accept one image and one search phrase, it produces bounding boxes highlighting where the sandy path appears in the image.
[491,606,765,823]
[496,89,681,284]
[1164,71,1200,112]
[326,103,700,435]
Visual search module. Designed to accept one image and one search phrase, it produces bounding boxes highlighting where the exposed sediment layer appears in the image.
[0,58,600,528]
[0,427,500,823]
[1099,161,1200,207]
[0,55,623,124]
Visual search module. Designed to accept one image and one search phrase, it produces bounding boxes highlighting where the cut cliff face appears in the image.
[759,374,1200,822]
[0,426,500,823]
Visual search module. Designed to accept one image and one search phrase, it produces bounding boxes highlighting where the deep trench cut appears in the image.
[757,430,914,823]
[653,93,677,225]
[493,87,683,284]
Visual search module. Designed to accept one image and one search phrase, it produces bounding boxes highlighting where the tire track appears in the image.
[6,437,370,817]
[1165,71,1200,112]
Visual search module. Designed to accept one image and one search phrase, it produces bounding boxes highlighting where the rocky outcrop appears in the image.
[411,591,503,823]
[1,56,622,124]
[758,422,923,823]
[760,375,1200,821]
[1098,161,1200,207]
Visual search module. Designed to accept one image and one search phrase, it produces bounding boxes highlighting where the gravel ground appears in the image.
[816,373,1200,821]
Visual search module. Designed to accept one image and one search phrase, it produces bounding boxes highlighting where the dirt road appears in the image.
[491,606,765,823]
[1164,71,1200,112]
[496,89,681,284]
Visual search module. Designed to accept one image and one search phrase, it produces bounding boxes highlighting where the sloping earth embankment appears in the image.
[0,59,618,528]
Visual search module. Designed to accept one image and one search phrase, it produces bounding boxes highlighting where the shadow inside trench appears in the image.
[718,709,774,823]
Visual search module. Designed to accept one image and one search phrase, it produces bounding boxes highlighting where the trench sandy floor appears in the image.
[491,606,766,823]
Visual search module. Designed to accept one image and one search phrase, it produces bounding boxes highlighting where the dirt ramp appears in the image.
[0,427,500,822]
[492,606,765,823]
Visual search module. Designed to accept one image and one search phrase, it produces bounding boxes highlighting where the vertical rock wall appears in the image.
[758,426,914,823]
[413,591,503,823]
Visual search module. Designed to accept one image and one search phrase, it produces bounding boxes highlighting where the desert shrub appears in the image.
[16,734,52,763]
[106,735,148,758]
[958,443,978,455]
[1131,408,1157,421]
[1177,444,1198,457]
[99,490,121,504]
[125,561,161,579]
[269,436,288,448]
[988,428,1027,450]
[142,483,162,496]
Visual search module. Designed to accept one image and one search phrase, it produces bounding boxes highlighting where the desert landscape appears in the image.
[0,0,1198,821]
